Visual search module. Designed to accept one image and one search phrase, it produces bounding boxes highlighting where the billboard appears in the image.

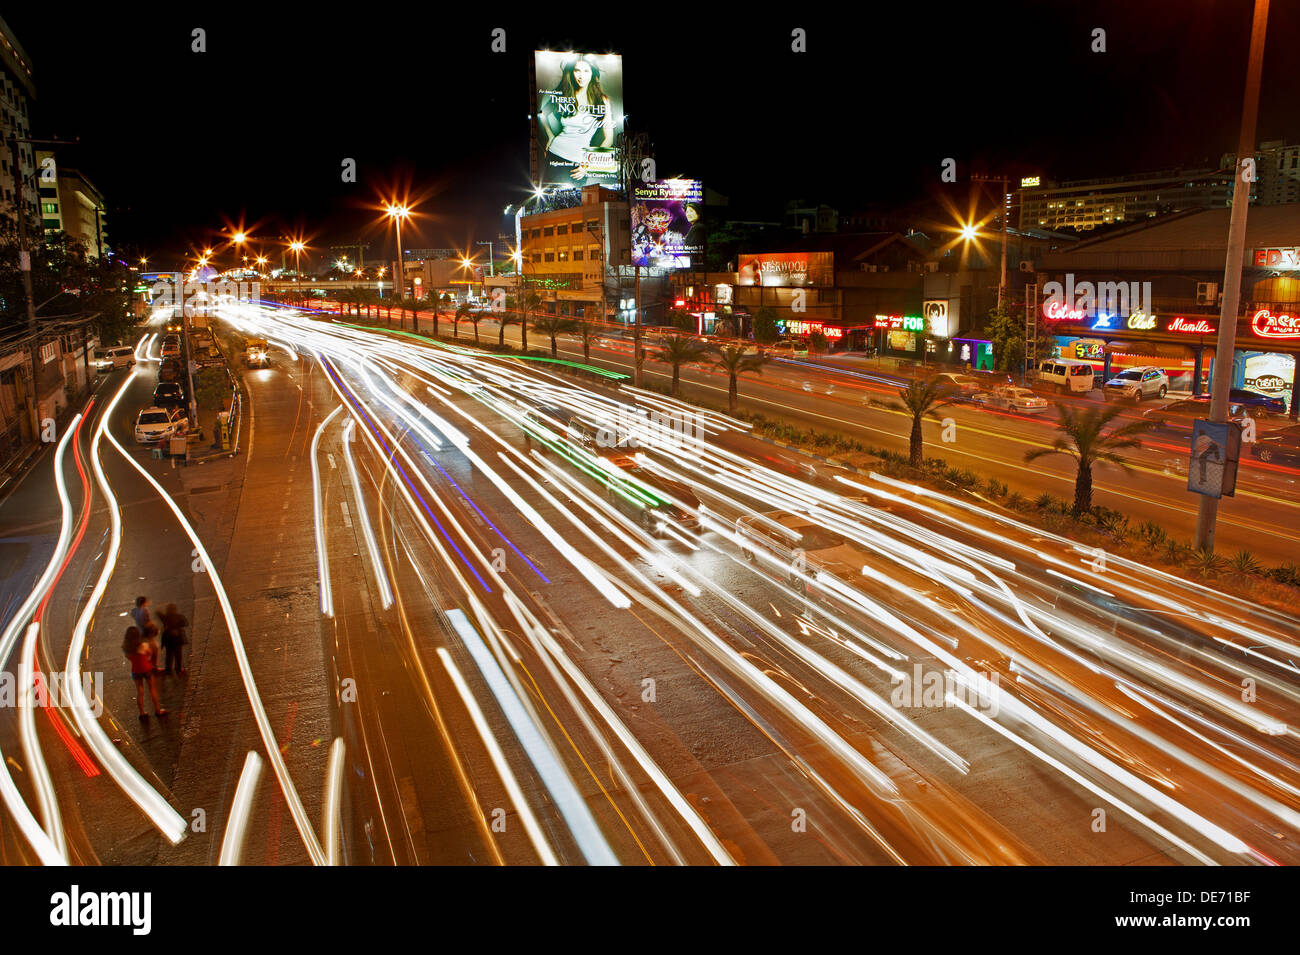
[630,179,703,268]
[737,252,833,287]
[535,51,623,189]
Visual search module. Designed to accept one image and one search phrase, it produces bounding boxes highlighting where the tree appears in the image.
[452,302,471,339]
[986,302,1025,374]
[668,308,695,333]
[752,306,781,344]
[532,313,574,358]
[1025,403,1153,516]
[468,307,483,343]
[658,335,707,397]
[520,291,540,353]
[407,295,423,334]
[886,377,950,468]
[573,320,600,363]
[807,331,829,354]
[495,302,509,346]
[713,345,769,414]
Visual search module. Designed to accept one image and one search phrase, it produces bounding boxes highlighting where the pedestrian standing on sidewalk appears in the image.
[159,603,189,675]
[123,626,167,719]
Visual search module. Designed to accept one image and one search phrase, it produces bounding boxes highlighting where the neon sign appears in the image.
[1020,176,1041,188]
[1251,309,1300,339]
[1127,312,1156,330]
[780,319,843,339]
[1044,301,1086,321]
[873,314,924,332]
[1167,317,1215,334]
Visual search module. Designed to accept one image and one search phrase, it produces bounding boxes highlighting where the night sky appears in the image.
[8,1,1299,269]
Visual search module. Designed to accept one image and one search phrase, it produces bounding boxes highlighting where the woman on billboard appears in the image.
[540,55,616,187]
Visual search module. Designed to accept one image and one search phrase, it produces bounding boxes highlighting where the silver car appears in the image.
[1104,366,1168,402]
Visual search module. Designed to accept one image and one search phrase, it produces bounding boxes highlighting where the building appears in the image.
[511,184,651,322]
[0,14,36,222]
[36,151,108,257]
[1018,166,1238,233]
[1227,140,1300,206]
[1031,204,1300,414]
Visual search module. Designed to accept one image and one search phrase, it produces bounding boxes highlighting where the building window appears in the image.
[544,252,555,262]
[543,227,554,237]
[573,250,584,261]
[557,251,568,261]
[532,253,542,263]
[586,220,599,233]
[556,224,568,235]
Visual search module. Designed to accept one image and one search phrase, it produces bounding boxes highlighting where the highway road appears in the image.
[1,303,1296,866]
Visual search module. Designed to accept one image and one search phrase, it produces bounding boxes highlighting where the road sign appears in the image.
[1187,419,1242,499]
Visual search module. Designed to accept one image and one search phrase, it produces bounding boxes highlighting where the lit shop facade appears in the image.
[1037,302,1299,413]
[1035,207,1300,414]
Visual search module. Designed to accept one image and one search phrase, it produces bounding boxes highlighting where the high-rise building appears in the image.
[0,15,36,222]
[1017,166,1237,232]
[1228,140,1300,206]
[36,151,108,258]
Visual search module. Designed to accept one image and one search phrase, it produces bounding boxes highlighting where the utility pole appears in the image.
[475,240,495,276]
[622,129,651,386]
[1196,0,1270,553]
[972,173,1011,310]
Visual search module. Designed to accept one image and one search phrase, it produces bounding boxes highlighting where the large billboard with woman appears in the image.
[535,51,623,189]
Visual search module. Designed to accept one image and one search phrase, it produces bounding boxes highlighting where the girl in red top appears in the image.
[123,626,167,719]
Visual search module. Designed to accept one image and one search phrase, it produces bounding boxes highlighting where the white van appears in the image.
[93,345,136,371]
[1037,358,1099,394]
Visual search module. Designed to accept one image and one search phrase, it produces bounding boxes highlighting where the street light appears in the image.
[289,240,306,300]
[384,202,411,302]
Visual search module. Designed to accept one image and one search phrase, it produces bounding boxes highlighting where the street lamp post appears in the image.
[385,203,411,309]
[290,241,305,305]
[1195,0,1270,554]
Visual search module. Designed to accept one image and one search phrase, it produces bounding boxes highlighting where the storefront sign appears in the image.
[1073,339,1105,360]
[1167,316,1215,334]
[1020,176,1041,188]
[888,330,917,351]
[1253,248,1300,270]
[1044,300,1087,321]
[874,314,924,332]
[1127,312,1156,330]
[779,319,842,339]
[1251,309,1300,339]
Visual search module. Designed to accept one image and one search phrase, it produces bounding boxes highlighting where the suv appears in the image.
[93,345,136,370]
[135,406,187,443]
[152,382,185,408]
[735,509,867,591]
[1104,366,1168,402]
[601,453,699,536]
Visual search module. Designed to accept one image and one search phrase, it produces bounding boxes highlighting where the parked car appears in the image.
[1104,366,1169,402]
[93,345,136,370]
[601,453,700,536]
[134,406,187,443]
[1186,389,1287,415]
[1142,399,1248,440]
[1250,425,1300,465]
[158,357,184,383]
[765,339,809,358]
[973,385,1051,414]
[161,337,181,359]
[735,509,868,591]
[152,382,185,409]
[930,373,983,399]
[1037,358,1100,394]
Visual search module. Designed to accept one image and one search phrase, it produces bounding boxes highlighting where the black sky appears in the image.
[8,0,1299,269]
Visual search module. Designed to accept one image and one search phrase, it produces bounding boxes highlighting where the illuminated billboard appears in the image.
[737,252,833,287]
[535,51,624,189]
[630,179,703,268]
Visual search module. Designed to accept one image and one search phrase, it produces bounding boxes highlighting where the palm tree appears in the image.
[887,377,951,468]
[453,302,471,339]
[533,314,574,358]
[658,335,707,397]
[713,345,769,414]
[468,307,483,343]
[1025,403,1153,516]
[573,320,600,363]
[497,302,511,346]
[520,291,540,353]
[405,296,423,334]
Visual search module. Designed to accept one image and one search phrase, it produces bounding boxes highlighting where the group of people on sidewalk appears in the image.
[121,595,189,720]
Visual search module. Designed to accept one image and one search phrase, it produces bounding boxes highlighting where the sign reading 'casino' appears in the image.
[1251,309,1300,339]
